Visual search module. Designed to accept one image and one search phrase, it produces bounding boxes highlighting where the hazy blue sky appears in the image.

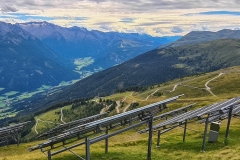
[1,0,240,36]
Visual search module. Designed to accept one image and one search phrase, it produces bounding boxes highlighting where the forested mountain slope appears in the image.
[14,38,240,111]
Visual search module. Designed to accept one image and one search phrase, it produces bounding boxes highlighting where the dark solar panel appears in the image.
[29,95,183,152]
[139,96,240,133]
[0,121,31,146]
[153,103,196,120]
[37,112,109,138]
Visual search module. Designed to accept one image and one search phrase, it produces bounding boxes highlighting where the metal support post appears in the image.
[183,120,187,142]
[201,115,209,152]
[156,130,161,148]
[147,115,153,160]
[85,137,90,160]
[225,106,233,145]
[17,134,20,146]
[129,118,132,126]
[48,150,52,160]
[105,128,109,154]
[6,138,9,147]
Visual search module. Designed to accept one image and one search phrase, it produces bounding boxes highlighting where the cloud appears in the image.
[74,0,240,13]
[1,5,18,12]
[152,28,168,35]
[99,25,113,31]
[1,0,240,36]
[135,21,172,27]
[1,0,239,13]
[74,17,89,21]
[94,22,114,25]
[119,18,135,23]
[171,26,184,33]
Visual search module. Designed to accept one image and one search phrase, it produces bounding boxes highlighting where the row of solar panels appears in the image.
[0,121,31,142]
[139,96,240,133]
[29,95,240,156]
[29,94,183,151]
[153,103,196,121]
[37,112,109,139]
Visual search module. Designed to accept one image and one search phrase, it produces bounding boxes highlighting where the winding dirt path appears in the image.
[140,89,159,101]
[34,119,39,134]
[123,101,135,112]
[205,73,224,97]
[115,92,134,113]
[115,101,121,113]
[170,84,179,92]
[122,92,134,102]
[100,104,113,114]
[60,107,66,124]
[34,119,62,134]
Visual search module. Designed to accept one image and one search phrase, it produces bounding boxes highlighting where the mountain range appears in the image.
[0,21,179,94]
[0,22,79,93]
[11,29,240,114]
[165,29,240,47]
[46,38,240,100]
[18,21,179,70]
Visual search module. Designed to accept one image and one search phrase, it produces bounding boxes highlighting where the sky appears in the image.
[1,0,240,36]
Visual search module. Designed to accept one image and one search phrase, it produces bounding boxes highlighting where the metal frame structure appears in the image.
[37,112,109,139]
[153,103,196,121]
[139,96,240,151]
[29,94,184,160]
[0,121,31,146]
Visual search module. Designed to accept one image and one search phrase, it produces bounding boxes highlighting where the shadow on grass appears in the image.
[153,127,240,153]
[33,128,240,160]
[34,152,138,160]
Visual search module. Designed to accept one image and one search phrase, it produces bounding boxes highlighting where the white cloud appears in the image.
[99,25,113,31]
[1,0,240,36]
[171,26,184,33]
[1,5,18,13]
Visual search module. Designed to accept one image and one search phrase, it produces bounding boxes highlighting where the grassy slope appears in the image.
[1,66,240,160]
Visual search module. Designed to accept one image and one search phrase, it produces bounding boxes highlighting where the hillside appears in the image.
[1,66,240,160]
[19,38,240,111]
[167,29,240,47]
[0,22,79,93]
[0,21,179,118]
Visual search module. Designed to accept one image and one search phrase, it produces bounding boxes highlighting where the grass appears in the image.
[1,118,240,160]
[3,91,19,97]
[74,57,94,71]
[1,66,240,159]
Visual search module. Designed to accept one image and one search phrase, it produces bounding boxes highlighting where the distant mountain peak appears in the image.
[69,26,88,32]
[169,29,240,47]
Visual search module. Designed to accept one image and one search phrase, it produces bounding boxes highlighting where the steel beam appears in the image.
[105,128,108,154]
[90,120,148,144]
[156,130,161,148]
[47,150,51,160]
[147,115,153,160]
[85,137,90,160]
[183,120,187,142]
[201,115,209,152]
[225,106,233,145]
